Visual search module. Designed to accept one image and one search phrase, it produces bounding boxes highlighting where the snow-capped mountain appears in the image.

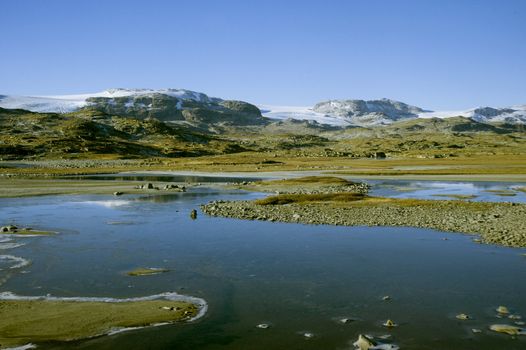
[260,100,526,126]
[258,99,428,127]
[0,88,220,113]
[1,90,525,126]
[0,88,267,126]
[419,105,526,124]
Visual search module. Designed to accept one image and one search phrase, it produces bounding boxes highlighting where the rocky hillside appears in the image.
[2,89,525,127]
[0,89,268,127]
[261,101,526,126]
[312,98,426,125]
[0,107,253,160]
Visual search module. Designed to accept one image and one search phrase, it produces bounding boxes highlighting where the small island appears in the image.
[0,293,205,349]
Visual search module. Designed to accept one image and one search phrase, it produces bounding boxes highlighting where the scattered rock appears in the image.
[472,328,482,333]
[456,313,471,320]
[190,209,197,220]
[200,197,526,248]
[339,317,355,324]
[160,306,180,311]
[382,319,397,328]
[489,324,525,335]
[353,334,377,350]
[497,306,510,315]
[303,332,314,339]
[113,191,123,196]
[256,323,270,329]
[1,225,18,233]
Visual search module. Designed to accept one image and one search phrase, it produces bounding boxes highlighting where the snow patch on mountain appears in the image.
[260,99,426,126]
[0,88,221,113]
[419,105,526,124]
[258,105,352,126]
[1,90,525,126]
[261,100,526,126]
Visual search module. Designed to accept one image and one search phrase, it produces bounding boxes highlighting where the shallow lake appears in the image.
[369,179,526,203]
[1,180,525,349]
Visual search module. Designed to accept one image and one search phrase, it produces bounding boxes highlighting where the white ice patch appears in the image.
[4,344,37,350]
[258,104,352,126]
[0,255,31,269]
[261,103,526,126]
[0,88,220,113]
[0,242,25,250]
[79,200,131,208]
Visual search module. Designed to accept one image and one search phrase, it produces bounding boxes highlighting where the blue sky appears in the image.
[1,0,525,110]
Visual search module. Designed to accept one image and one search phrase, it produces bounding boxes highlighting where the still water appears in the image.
[1,181,525,349]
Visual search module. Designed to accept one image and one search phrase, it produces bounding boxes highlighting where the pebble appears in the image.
[489,324,525,335]
[496,306,510,315]
[456,313,471,320]
[383,319,397,328]
[303,332,314,339]
[339,317,354,324]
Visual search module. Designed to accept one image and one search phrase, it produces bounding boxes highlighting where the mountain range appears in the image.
[1,88,525,127]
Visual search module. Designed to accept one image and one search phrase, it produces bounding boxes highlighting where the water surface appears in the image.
[0,183,525,350]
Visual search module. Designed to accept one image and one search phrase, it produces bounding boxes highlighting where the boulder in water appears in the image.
[496,306,510,315]
[489,324,525,335]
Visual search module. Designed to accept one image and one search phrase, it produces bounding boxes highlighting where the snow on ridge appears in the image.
[40,88,219,102]
[258,104,352,126]
[0,95,88,113]
[0,88,220,113]
[262,102,526,126]
[1,90,525,125]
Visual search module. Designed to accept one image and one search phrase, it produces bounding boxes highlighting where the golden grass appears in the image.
[1,152,526,180]
[255,193,494,211]
[256,176,353,186]
[126,268,169,276]
[255,192,366,205]
[432,194,478,200]
[0,299,197,348]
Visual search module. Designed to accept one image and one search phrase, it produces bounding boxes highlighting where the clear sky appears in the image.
[1,0,525,110]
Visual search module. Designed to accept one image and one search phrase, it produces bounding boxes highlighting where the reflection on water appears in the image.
[0,183,525,350]
[62,174,264,183]
[370,180,526,203]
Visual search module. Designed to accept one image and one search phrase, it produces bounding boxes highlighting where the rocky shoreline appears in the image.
[201,198,526,248]
[230,176,371,195]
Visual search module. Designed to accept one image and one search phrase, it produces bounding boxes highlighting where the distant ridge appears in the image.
[1,89,525,126]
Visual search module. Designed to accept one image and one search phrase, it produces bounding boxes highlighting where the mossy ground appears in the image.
[126,268,169,276]
[255,176,354,186]
[0,179,188,198]
[255,192,366,205]
[0,299,198,348]
[2,154,526,181]
[431,194,478,200]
